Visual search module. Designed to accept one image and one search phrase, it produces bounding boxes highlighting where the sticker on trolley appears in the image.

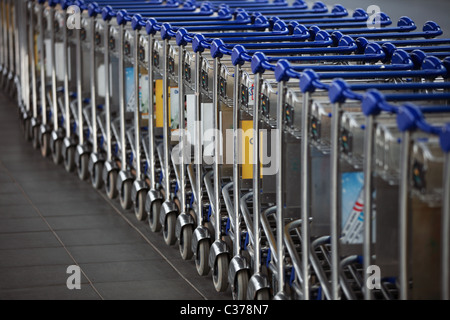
[139,73,150,119]
[341,172,376,244]
[125,67,135,112]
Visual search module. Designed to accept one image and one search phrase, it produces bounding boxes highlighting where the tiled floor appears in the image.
[0,92,231,300]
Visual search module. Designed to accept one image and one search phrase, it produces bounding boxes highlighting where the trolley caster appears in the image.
[51,132,63,165]
[119,180,132,210]
[213,254,229,292]
[32,124,40,150]
[23,116,31,141]
[117,171,134,210]
[134,189,147,221]
[103,161,119,199]
[132,180,148,221]
[105,170,118,199]
[89,154,105,189]
[40,127,51,158]
[255,289,271,300]
[63,140,76,173]
[247,273,271,300]
[196,239,211,276]
[176,211,195,260]
[179,224,194,260]
[229,254,251,300]
[233,270,250,300]
[209,240,230,292]
[193,227,211,276]
[77,153,90,181]
[91,162,104,189]
[161,201,179,246]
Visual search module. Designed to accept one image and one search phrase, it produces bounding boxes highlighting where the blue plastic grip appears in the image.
[440,123,450,152]
[362,89,386,116]
[397,103,424,132]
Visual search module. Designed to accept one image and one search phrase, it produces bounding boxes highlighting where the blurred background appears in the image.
[302,0,450,35]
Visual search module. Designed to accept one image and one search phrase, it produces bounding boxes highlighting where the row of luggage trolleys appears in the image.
[2,0,450,300]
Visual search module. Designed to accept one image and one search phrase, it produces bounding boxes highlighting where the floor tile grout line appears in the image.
[95,189,209,301]
[0,160,105,301]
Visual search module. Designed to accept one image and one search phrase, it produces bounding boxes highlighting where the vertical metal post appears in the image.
[134,29,141,179]
[147,34,156,189]
[63,9,70,139]
[0,0,4,71]
[253,72,262,274]
[178,46,186,215]
[90,16,98,154]
[399,130,411,300]
[118,24,126,167]
[330,102,342,300]
[104,22,111,161]
[301,91,311,300]
[76,25,83,145]
[162,38,170,198]
[363,115,375,300]
[38,3,46,125]
[29,2,38,120]
[213,57,221,241]
[441,152,450,300]
[50,6,57,132]
[195,52,203,225]
[276,82,286,295]
[233,65,241,257]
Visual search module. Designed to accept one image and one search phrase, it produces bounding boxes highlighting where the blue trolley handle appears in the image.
[191,31,358,56]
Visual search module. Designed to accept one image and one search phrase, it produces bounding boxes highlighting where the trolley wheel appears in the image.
[134,190,147,221]
[149,199,162,232]
[213,254,229,292]
[32,126,40,150]
[23,118,31,141]
[64,146,76,173]
[233,270,249,300]
[105,170,118,199]
[255,289,270,300]
[179,224,193,260]
[195,239,211,276]
[91,161,104,190]
[119,180,132,210]
[163,211,177,246]
[77,153,89,181]
[52,139,63,165]
[40,132,50,158]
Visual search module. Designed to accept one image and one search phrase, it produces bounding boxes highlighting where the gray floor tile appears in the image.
[66,243,161,264]
[36,200,115,217]
[0,264,90,290]
[0,204,40,219]
[0,247,73,268]
[94,279,205,300]
[0,193,28,206]
[0,231,61,250]
[0,217,49,234]
[0,284,101,300]
[79,260,180,284]
[45,214,129,231]
[55,228,147,247]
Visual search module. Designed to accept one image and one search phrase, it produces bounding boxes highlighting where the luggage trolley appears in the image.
[273,53,449,300]
[352,86,450,299]
[166,15,323,291]
[223,33,389,299]
[90,0,249,213]
[166,3,380,296]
